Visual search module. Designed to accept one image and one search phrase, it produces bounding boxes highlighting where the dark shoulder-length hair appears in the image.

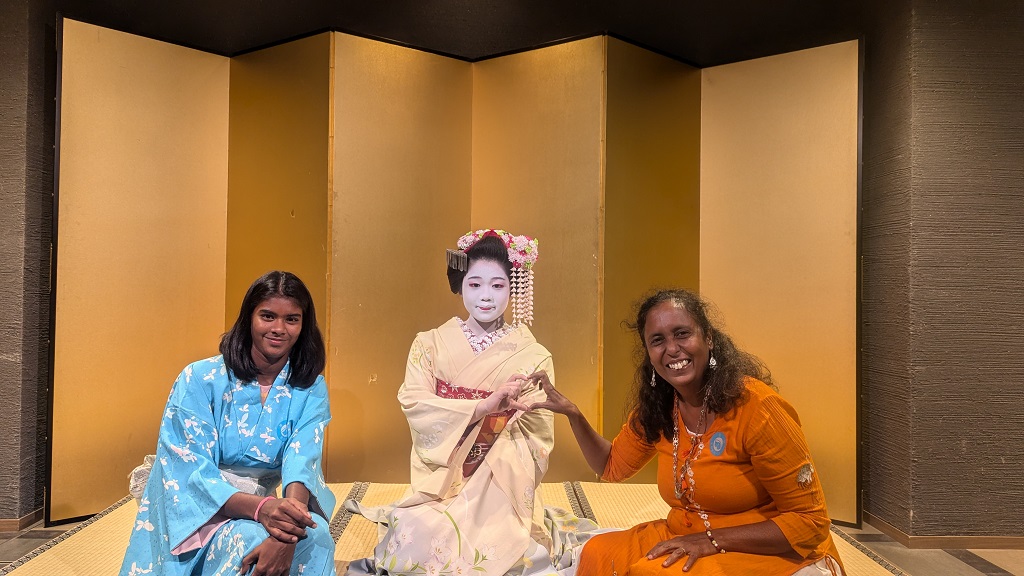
[446,235,513,294]
[626,288,774,444]
[220,271,326,388]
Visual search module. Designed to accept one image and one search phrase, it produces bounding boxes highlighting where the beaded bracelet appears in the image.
[706,529,726,554]
[254,496,276,522]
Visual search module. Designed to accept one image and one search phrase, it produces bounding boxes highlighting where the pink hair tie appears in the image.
[253,496,275,522]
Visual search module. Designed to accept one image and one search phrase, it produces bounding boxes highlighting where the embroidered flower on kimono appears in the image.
[138,497,149,512]
[450,557,474,576]
[523,486,535,509]
[289,440,301,453]
[385,536,400,555]
[423,560,443,576]
[184,366,193,382]
[261,427,276,444]
[168,443,197,463]
[479,544,496,560]
[135,519,155,531]
[250,446,272,463]
[397,527,414,546]
[429,535,451,561]
[162,478,179,491]
[127,561,154,575]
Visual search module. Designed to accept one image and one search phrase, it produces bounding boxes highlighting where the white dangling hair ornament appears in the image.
[450,229,539,327]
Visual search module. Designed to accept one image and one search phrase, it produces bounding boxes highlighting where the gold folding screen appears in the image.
[602,39,702,482]
[54,20,229,520]
[55,23,857,523]
[470,38,607,480]
[700,41,859,523]
[225,34,331,332]
[328,34,473,481]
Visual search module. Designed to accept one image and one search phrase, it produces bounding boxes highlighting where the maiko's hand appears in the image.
[486,376,530,414]
[256,497,316,543]
[524,371,576,416]
[646,534,716,572]
[240,537,295,576]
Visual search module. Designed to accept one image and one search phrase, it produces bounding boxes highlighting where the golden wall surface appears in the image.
[226,34,332,330]
[603,38,702,482]
[699,40,859,523]
[328,33,473,481]
[471,37,607,480]
[53,20,229,520]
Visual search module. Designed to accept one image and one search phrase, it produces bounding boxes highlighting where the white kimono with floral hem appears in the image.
[349,318,561,576]
[119,355,336,576]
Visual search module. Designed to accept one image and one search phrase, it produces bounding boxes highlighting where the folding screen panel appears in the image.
[328,34,473,481]
[471,37,606,480]
[225,34,331,333]
[602,38,702,483]
[700,40,859,523]
[53,20,229,521]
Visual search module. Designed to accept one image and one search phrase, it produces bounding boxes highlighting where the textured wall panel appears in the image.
[0,0,53,522]
[860,0,915,534]
[908,0,1024,536]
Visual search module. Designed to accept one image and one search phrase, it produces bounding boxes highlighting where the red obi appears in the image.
[436,379,514,477]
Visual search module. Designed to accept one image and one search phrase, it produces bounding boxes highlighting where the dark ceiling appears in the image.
[56,0,870,67]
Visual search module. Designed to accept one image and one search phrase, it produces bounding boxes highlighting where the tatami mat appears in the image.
[0,482,919,576]
[0,497,136,576]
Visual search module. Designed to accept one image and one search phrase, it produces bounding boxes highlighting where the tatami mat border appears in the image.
[568,481,597,523]
[0,495,134,576]
[829,525,909,576]
[329,482,370,542]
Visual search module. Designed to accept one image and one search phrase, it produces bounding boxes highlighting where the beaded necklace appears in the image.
[672,384,715,536]
[457,317,515,355]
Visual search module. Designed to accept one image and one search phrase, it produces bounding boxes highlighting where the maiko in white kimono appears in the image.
[119,355,337,576]
[348,318,598,576]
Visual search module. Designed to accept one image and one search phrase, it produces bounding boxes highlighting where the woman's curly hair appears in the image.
[626,289,774,444]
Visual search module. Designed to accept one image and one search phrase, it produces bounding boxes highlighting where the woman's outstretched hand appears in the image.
[524,371,577,415]
[476,376,530,419]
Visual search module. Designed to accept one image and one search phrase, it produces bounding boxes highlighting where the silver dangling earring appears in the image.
[708,351,718,370]
[650,370,657,387]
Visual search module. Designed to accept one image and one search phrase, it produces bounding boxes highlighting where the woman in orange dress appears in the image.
[527,289,844,575]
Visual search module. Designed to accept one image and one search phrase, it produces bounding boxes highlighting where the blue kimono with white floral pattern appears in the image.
[119,355,336,576]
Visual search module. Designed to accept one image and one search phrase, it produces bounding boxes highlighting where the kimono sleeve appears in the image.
[516,355,555,479]
[601,411,658,483]
[281,375,336,521]
[398,335,479,467]
[745,393,831,558]
[155,362,239,552]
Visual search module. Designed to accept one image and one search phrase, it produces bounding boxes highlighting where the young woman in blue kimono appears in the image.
[119,271,337,576]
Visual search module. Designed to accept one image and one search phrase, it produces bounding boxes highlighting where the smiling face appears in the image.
[643,300,712,395]
[461,259,511,327]
[250,295,303,365]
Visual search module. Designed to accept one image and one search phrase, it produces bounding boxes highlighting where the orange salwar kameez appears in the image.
[577,379,843,576]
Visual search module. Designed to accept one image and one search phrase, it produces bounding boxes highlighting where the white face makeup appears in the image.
[462,259,511,329]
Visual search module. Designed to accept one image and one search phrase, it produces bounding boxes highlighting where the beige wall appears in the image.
[329,33,473,481]
[471,37,607,480]
[54,20,229,520]
[699,40,859,523]
[603,38,703,482]
[226,34,332,330]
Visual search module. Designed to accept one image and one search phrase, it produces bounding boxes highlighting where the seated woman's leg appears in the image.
[292,513,336,575]
[577,521,673,575]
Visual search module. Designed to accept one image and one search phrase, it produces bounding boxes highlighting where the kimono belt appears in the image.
[436,379,514,478]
